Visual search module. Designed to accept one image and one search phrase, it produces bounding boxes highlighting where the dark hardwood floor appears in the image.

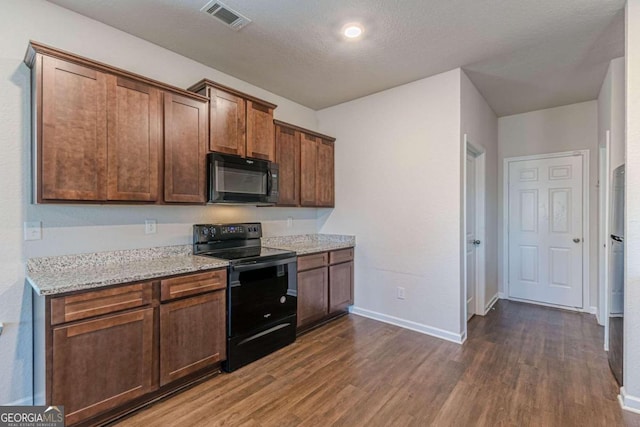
[115,300,640,426]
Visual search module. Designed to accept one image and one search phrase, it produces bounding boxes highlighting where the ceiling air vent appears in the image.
[201,1,252,31]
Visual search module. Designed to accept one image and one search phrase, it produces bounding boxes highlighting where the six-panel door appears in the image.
[52,308,155,425]
[508,155,584,308]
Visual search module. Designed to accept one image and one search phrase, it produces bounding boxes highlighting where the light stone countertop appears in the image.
[27,245,228,296]
[27,233,355,296]
[262,234,355,255]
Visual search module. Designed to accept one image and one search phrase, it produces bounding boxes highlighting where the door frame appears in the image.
[599,132,611,349]
[462,134,487,325]
[502,150,590,311]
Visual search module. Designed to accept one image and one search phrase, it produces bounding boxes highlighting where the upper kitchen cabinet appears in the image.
[315,138,335,207]
[24,41,209,205]
[275,120,336,208]
[107,76,161,202]
[188,79,277,162]
[38,55,108,202]
[163,92,208,203]
[274,123,301,206]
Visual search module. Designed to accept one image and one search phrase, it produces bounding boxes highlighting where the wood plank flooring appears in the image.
[115,300,640,426]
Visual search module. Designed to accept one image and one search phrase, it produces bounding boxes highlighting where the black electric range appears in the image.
[193,223,297,372]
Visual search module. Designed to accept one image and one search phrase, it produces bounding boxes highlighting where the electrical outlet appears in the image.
[397,287,406,300]
[24,221,42,241]
[145,219,157,234]
[287,216,293,228]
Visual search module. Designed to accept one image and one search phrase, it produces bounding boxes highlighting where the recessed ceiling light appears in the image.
[343,24,363,39]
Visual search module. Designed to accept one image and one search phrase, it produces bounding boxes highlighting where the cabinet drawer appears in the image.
[297,252,328,272]
[330,248,354,265]
[51,282,152,326]
[160,269,227,301]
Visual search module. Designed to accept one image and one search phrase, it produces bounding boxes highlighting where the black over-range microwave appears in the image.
[207,153,279,205]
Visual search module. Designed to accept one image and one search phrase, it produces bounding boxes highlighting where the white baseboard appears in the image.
[3,396,33,406]
[498,292,507,299]
[349,306,464,344]
[620,387,640,414]
[484,293,499,314]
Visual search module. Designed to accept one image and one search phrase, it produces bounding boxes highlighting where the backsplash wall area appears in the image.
[25,205,318,258]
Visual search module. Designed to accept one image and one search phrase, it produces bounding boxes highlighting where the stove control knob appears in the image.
[209,227,216,236]
[202,228,209,235]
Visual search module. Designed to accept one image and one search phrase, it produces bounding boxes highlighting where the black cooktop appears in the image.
[198,246,294,262]
[193,223,296,265]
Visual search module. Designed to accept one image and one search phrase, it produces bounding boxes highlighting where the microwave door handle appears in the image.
[267,169,273,195]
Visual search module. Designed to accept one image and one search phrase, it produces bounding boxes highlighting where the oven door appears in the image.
[228,257,297,338]
[208,153,278,204]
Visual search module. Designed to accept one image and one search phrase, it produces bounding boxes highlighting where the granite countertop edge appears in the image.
[27,234,355,296]
[28,256,229,296]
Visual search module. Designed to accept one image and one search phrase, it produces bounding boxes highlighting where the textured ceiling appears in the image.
[47,0,625,116]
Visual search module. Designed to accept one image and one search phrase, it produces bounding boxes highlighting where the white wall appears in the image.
[0,0,321,405]
[623,0,640,411]
[317,69,464,341]
[460,70,499,317]
[498,101,599,311]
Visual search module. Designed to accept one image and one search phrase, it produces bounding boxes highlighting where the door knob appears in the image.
[573,238,581,243]
[472,240,481,246]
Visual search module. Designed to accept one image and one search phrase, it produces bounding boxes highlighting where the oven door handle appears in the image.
[232,257,297,272]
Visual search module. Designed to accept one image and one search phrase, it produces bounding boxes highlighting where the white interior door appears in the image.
[466,152,477,320]
[508,155,584,308]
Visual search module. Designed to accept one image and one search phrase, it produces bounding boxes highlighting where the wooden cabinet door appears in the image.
[52,308,154,426]
[316,139,335,207]
[40,56,107,201]
[297,267,328,328]
[107,76,160,201]
[329,261,354,313]
[160,291,226,386]
[300,133,318,206]
[275,124,300,206]
[209,87,246,156]
[164,92,208,203]
[246,101,275,161]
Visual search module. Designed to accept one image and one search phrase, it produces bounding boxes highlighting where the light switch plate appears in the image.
[24,221,42,241]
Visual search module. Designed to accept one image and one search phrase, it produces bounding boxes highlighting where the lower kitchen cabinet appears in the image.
[52,308,155,426]
[34,268,227,427]
[160,291,226,386]
[297,267,329,327]
[329,261,354,313]
[297,248,354,332]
